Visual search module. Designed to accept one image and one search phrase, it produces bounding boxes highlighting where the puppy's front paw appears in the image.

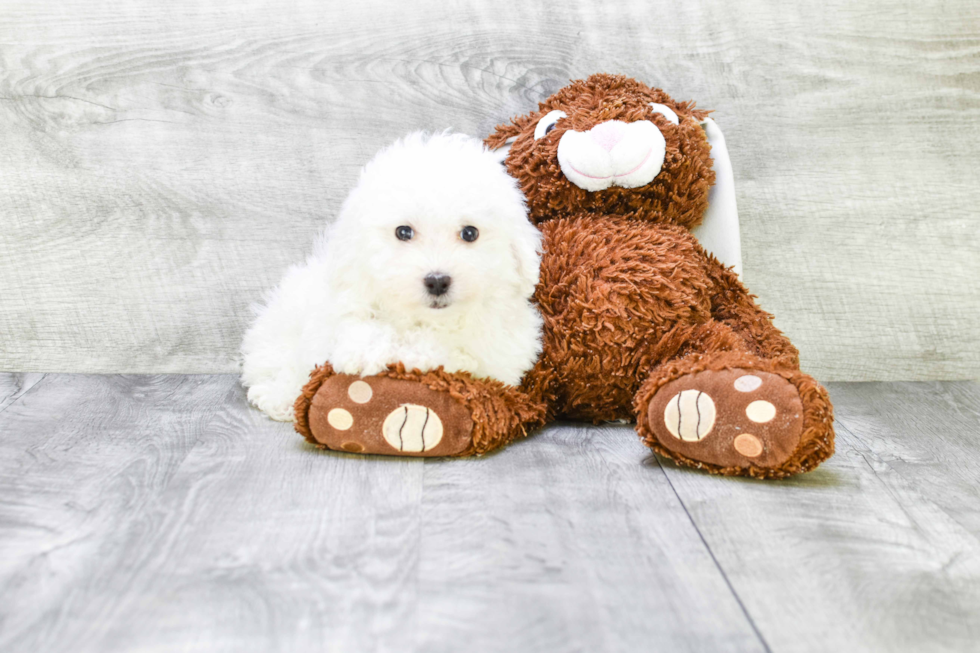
[247,383,301,422]
[330,351,389,377]
[446,349,480,375]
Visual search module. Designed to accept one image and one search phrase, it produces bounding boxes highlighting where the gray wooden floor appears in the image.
[2,374,979,653]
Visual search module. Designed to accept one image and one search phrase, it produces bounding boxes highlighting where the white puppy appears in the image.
[241,132,543,421]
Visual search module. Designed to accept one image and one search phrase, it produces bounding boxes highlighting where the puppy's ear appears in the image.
[491,137,517,165]
[510,223,542,298]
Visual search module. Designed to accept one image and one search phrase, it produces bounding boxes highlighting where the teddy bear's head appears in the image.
[486,74,715,228]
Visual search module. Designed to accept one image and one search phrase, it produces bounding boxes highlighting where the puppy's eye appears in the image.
[395,225,414,241]
[534,110,567,140]
[460,226,479,242]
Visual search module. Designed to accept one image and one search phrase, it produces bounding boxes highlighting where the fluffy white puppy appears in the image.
[241,132,543,421]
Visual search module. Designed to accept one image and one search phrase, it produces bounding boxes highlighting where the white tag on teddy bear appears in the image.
[693,118,743,276]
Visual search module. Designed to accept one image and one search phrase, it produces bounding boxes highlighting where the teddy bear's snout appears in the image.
[556,119,667,193]
[589,120,628,152]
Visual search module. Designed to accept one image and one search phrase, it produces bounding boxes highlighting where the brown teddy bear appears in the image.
[294,74,835,479]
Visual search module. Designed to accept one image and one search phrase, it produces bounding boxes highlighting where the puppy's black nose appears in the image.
[424,273,452,296]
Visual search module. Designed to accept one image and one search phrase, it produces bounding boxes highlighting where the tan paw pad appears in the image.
[347,380,373,404]
[663,390,716,441]
[733,433,763,457]
[382,404,444,453]
[326,408,353,430]
[746,400,776,423]
[734,374,763,392]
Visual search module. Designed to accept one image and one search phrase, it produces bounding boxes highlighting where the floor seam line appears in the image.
[654,455,773,653]
[0,373,50,419]
[832,415,980,550]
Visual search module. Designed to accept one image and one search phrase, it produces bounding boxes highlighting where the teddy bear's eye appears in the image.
[460,226,479,242]
[649,102,680,125]
[534,110,567,140]
[395,225,414,241]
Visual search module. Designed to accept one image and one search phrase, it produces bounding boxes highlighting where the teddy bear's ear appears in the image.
[691,118,743,276]
[490,136,517,165]
[485,113,535,152]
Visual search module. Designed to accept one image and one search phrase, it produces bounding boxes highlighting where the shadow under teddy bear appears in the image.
[294,74,834,480]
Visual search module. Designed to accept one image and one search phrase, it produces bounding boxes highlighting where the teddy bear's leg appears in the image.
[705,258,803,366]
[633,321,834,479]
[293,363,546,457]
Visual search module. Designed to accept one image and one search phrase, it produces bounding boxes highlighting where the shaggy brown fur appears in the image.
[295,73,835,478]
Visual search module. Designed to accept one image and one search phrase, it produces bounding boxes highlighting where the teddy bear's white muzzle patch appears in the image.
[557,120,666,192]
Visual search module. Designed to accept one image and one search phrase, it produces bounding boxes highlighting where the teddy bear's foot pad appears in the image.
[648,368,803,469]
[307,374,473,457]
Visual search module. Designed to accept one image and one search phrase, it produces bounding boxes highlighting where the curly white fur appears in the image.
[241,132,543,421]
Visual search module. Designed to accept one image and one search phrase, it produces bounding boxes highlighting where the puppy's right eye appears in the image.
[395,225,414,241]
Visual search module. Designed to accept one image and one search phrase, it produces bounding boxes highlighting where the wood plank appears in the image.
[830,381,980,539]
[414,423,765,652]
[0,373,417,652]
[4,376,980,650]
[1,0,978,380]
[84,386,428,653]
[0,373,46,414]
[0,374,240,652]
[0,374,763,652]
[658,381,980,653]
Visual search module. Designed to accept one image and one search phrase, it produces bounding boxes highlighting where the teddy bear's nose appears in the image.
[424,272,452,296]
[589,120,629,152]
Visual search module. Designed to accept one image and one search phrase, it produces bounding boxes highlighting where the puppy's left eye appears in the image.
[395,225,414,241]
[460,226,479,242]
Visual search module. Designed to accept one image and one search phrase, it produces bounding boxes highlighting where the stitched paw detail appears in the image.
[663,390,716,441]
[382,404,444,452]
[306,375,473,457]
[649,369,804,468]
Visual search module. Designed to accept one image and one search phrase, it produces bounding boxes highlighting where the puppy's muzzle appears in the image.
[424,272,452,297]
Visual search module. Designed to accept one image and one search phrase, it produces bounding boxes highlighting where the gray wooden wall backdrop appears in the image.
[1,0,978,381]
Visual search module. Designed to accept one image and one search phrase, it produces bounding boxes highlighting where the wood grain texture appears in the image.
[657,381,980,652]
[0,0,978,379]
[413,426,764,653]
[830,382,980,540]
[3,375,980,651]
[0,373,764,652]
[0,373,46,414]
